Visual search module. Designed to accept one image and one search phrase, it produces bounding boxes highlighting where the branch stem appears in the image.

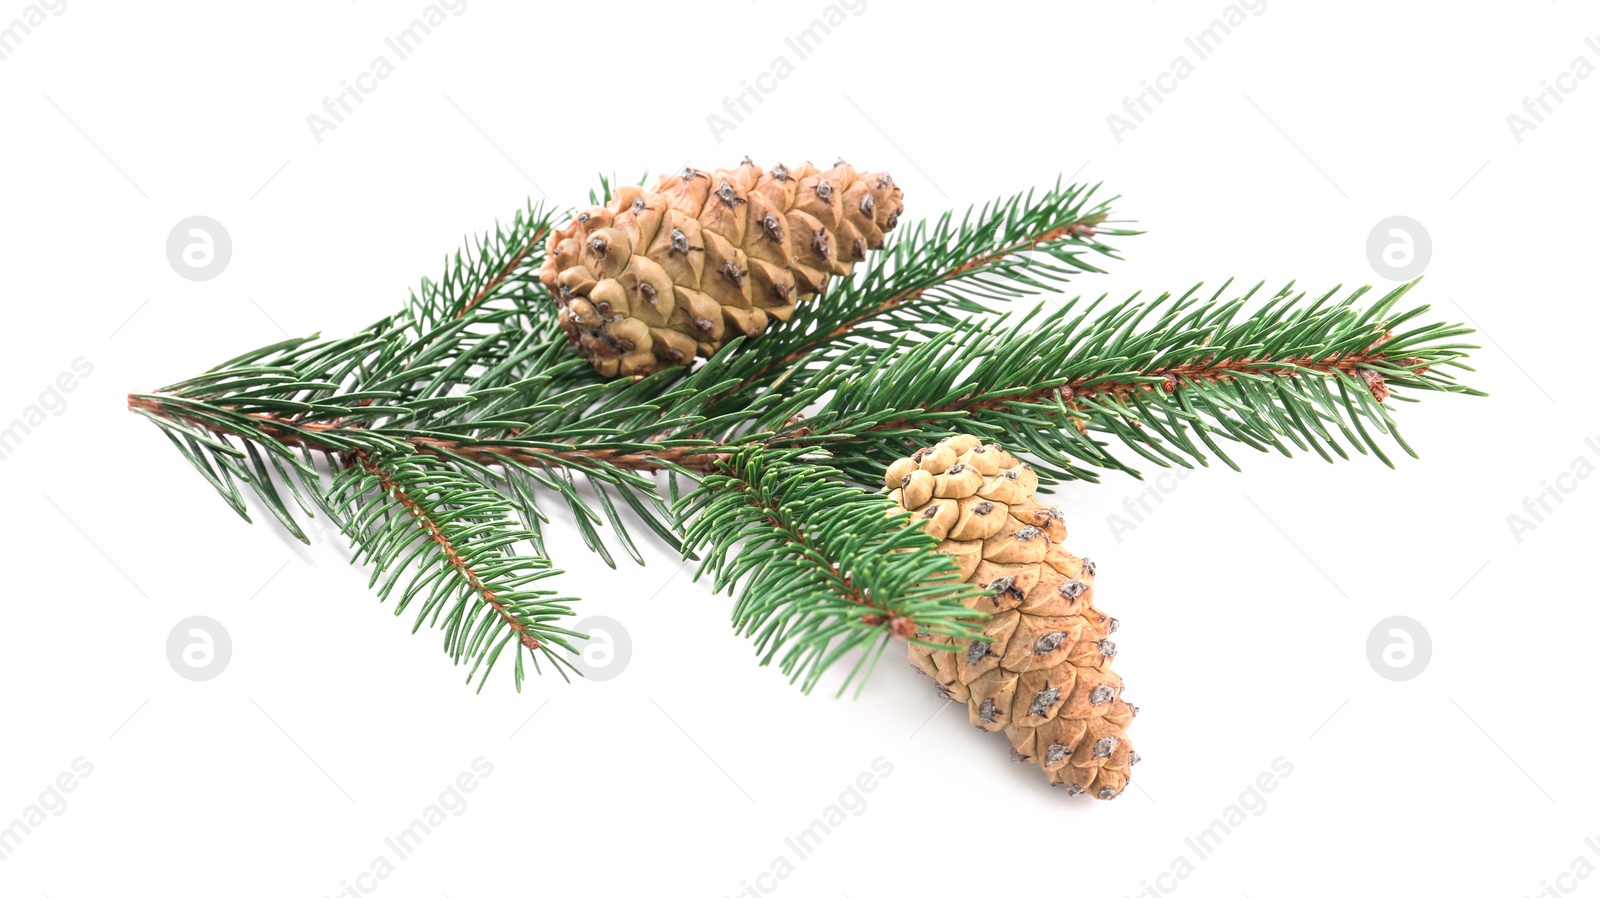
[353,450,542,650]
[454,225,547,320]
[724,476,913,636]
[129,342,1404,477]
[794,216,1105,361]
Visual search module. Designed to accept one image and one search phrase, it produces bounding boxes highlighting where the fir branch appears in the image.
[127,178,1483,696]
[451,225,547,321]
[766,279,1482,483]
[677,448,984,695]
[701,180,1133,400]
[129,393,725,472]
[128,181,1137,493]
[798,185,1121,354]
[403,200,556,332]
[332,450,580,691]
[352,452,541,642]
[134,279,1479,489]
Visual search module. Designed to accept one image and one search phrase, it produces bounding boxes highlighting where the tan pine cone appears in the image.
[539,158,905,377]
[887,434,1139,799]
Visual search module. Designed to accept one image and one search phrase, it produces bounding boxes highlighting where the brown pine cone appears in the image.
[539,158,904,377]
[887,434,1139,799]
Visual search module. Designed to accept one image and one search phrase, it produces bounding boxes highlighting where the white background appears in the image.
[2,1,1597,896]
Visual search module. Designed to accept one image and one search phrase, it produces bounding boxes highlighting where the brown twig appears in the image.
[454,226,547,320]
[787,216,1106,364]
[718,213,1108,397]
[798,345,1412,442]
[126,394,730,473]
[353,450,542,651]
[724,477,917,637]
[981,351,1405,411]
[128,343,1406,478]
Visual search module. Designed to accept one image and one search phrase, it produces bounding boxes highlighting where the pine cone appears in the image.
[539,158,904,377]
[886,435,1138,799]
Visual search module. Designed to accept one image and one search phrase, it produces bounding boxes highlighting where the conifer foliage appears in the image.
[130,162,1480,718]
